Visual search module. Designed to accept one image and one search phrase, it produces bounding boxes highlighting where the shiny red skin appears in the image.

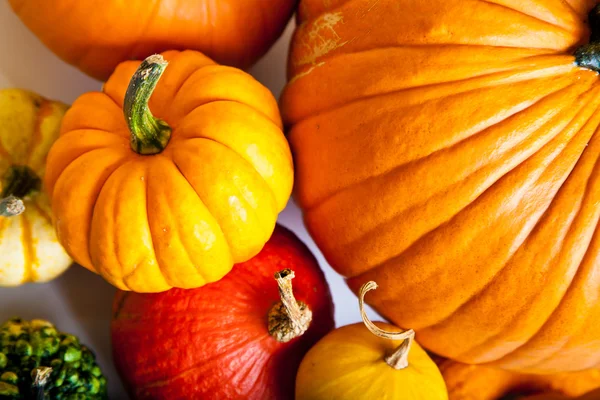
[111,225,335,399]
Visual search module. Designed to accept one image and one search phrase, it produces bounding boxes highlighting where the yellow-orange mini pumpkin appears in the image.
[45,51,293,293]
[9,0,297,81]
[438,358,600,399]
[282,0,600,372]
[0,89,71,286]
[295,281,447,400]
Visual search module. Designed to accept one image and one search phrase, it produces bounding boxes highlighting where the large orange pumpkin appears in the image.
[45,51,293,293]
[8,0,297,81]
[282,0,600,372]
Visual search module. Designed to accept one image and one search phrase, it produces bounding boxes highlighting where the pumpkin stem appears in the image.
[359,281,415,370]
[0,165,41,217]
[124,54,172,155]
[0,195,25,217]
[575,4,600,72]
[268,269,313,343]
[31,366,52,400]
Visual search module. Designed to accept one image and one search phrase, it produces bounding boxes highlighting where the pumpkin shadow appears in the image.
[54,266,130,399]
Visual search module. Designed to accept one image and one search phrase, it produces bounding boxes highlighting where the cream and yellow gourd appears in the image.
[0,89,71,286]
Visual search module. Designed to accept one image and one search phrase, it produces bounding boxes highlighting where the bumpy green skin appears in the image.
[0,318,107,400]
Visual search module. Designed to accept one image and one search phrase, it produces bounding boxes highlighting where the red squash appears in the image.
[111,225,335,399]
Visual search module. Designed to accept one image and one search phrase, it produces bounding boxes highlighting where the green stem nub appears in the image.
[124,54,172,155]
[0,165,41,217]
[575,4,600,72]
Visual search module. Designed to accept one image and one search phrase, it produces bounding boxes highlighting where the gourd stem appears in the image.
[0,165,42,217]
[123,54,172,155]
[268,269,313,343]
[359,281,415,370]
[575,4,600,72]
[31,366,52,400]
[0,196,24,217]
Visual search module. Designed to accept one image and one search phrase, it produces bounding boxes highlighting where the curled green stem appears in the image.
[124,54,172,155]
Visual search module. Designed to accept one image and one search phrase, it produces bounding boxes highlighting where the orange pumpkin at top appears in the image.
[45,50,293,293]
[8,0,297,81]
[281,0,600,373]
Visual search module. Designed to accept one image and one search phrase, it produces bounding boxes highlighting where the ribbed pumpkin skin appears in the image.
[8,0,297,81]
[111,225,335,400]
[0,89,71,286]
[44,50,293,293]
[438,358,600,399]
[282,0,600,372]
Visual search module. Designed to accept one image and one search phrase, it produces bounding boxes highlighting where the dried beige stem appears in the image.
[268,269,312,343]
[359,281,415,370]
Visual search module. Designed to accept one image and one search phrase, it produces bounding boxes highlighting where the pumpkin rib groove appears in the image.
[25,98,50,165]
[137,165,163,289]
[94,160,139,286]
[302,77,587,226]
[176,136,277,215]
[60,127,130,140]
[492,137,600,369]
[285,49,567,125]
[287,61,575,132]
[413,85,600,337]
[144,158,214,287]
[19,213,34,282]
[175,90,282,131]
[176,123,281,209]
[451,126,600,363]
[289,46,570,92]
[48,146,131,206]
[477,0,578,32]
[287,45,560,89]
[170,145,270,255]
[87,158,137,281]
[430,157,600,363]
[167,155,236,268]
[339,81,598,302]
[425,113,600,366]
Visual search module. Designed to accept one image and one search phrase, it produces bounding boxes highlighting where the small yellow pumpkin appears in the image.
[0,89,71,286]
[295,281,448,400]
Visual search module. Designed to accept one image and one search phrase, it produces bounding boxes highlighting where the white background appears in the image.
[0,3,380,398]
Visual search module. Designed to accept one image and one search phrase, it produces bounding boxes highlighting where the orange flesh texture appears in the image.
[45,50,293,292]
[282,0,600,372]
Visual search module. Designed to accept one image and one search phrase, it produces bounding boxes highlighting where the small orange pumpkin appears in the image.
[438,358,600,400]
[44,51,293,292]
[9,0,297,80]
